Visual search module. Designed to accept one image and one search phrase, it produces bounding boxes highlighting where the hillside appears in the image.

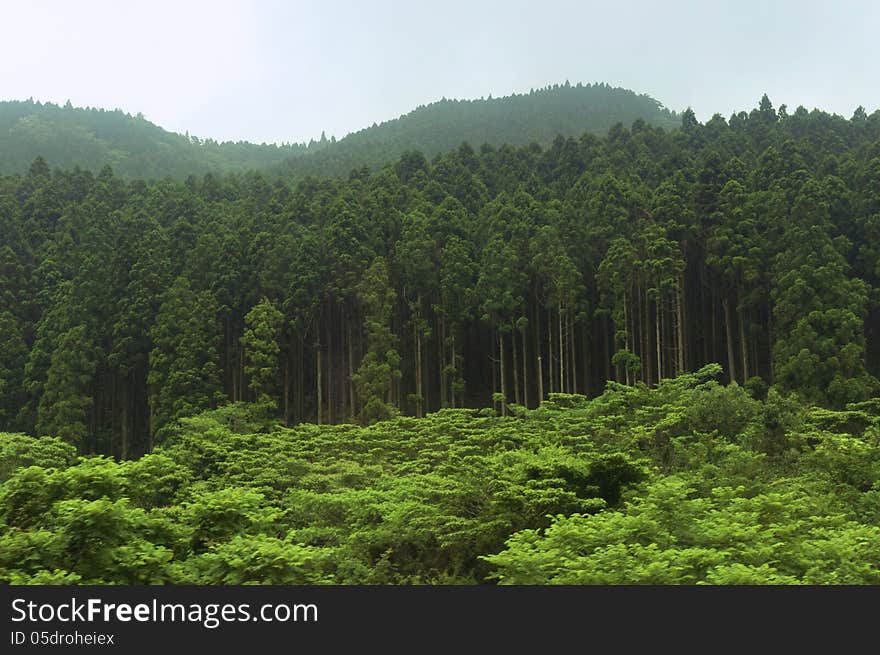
[279,82,681,179]
[0,100,320,178]
[1,84,678,180]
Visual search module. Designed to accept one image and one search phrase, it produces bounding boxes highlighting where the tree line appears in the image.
[1,94,879,458]
[278,82,680,179]
[0,99,319,179]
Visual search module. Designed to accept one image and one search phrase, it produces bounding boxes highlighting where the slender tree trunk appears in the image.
[533,300,542,399]
[623,293,631,385]
[604,316,613,382]
[738,296,749,382]
[327,315,334,424]
[537,354,544,404]
[700,275,718,365]
[646,290,654,385]
[316,344,322,425]
[559,301,565,392]
[298,336,305,424]
[512,325,520,405]
[283,351,290,425]
[722,295,737,384]
[522,326,528,408]
[768,298,774,384]
[499,330,507,416]
[656,298,662,382]
[440,317,447,409]
[640,283,649,383]
[121,378,129,461]
[676,275,685,375]
[450,331,456,409]
[491,322,497,410]
[148,402,154,453]
[568,312,575,394]
[548,307,555,393]
[348,321,355,420]
[710,283,717,365]
[239,342,245,402]
[581,322,590,397]
[415,317,423,418]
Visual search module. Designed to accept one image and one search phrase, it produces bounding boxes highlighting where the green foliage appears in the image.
[353,258,400,423]
[242,297,284,408]
[148,276,223,441]
[280,83,679,180]
[2,369,878,584]
[0,100,310,178]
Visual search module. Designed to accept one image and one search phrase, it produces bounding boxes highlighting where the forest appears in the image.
[1,93,880,584]
[1,84,677,182]
[277,83,680,179]
[0,100,317,179]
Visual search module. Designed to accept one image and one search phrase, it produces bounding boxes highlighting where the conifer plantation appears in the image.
[1,94,880,584]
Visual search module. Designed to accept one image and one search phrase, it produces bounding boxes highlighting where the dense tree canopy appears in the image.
[0,96,878,458]
[279,83,680,180]
[1,94,879,585]
[0,100,316,179]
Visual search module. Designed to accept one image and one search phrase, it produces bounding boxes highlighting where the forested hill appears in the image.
[278,83,680,179]
[1,95,878,461]
[0,100,320,178]
[1,85,676,180]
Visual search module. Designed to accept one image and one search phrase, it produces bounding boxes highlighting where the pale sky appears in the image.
[2,0,878,144]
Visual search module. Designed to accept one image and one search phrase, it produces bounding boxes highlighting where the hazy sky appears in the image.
[2,0,878,144]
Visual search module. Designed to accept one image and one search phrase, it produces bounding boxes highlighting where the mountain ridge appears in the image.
[1,82,680,179]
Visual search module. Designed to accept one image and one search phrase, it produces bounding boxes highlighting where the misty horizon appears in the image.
[4,0,878,145]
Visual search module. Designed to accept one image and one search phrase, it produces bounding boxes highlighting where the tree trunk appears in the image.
[283,351,290,425]
[512,325,520,405]
[640,283,649,383]
[676,275,685,375]
[348,321,355,420]
[547,308,555,394]
[767,298,774,384]
[327,316,334,424]
[121,379,129,461]
[604,316,613,382]
[738,290,749,382]
[537,354,544,404]
[450,331,456,409]
[722,295,737,384]
[623,293,630,386]
[656,298,662,382]
[316,344,322,425]
[491,323,497,411]
[568,312,577,393]
[415,318,423,418]
[581,321,590,397]
[499,330,507,416]
[521,326,528,408]
[440,316,447,409]
[559,301,565,392]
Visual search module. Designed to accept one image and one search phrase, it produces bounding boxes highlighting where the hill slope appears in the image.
[279,82,680,179]
[1,83,679,180]
[0,100,318,178]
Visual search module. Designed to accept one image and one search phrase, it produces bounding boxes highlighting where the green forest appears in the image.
[1,92,880,584]
[0,100,316,179]
[277,83,680,179]
[2,84,677,181]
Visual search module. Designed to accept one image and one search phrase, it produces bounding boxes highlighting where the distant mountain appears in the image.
[279,82,681,179]
[0,83,680,180]
[0,100,322,178]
